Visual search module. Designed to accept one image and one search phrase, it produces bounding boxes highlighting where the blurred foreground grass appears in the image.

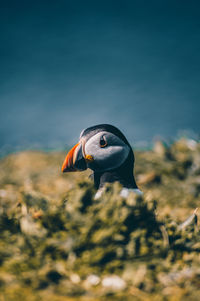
[0,139,200,300]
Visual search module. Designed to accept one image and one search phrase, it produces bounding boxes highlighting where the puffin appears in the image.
[62,124,142,198]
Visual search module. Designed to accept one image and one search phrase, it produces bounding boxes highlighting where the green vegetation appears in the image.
[0,139,200,300]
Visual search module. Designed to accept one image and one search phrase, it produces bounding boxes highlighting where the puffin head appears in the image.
[62,124,137,189]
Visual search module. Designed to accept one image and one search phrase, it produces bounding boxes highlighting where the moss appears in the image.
[0,141,200,299]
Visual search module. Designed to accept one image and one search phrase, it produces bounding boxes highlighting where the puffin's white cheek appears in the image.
[85,142,100,158]
[97,146,129,170]
[95,146,120,163]
[86,144,129,171]
[84,131,130,171]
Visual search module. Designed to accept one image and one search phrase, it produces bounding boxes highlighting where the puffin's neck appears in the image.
[93,154,138,190]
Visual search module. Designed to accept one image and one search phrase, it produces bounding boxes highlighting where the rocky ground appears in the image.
[0,138,200,301]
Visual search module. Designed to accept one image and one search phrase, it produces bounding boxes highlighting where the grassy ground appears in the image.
[0,139,200,300]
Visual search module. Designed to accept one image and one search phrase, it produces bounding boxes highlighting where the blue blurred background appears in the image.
[0,0,200,154]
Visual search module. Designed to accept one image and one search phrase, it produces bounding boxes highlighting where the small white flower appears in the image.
[86,274,100,286]
[70,273,80,284]
[102,275,126,290]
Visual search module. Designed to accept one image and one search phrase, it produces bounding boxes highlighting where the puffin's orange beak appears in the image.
[62,143,79,172]
[62,142,87,172]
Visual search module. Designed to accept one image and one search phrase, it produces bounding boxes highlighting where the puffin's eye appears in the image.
[100,135,107,148]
